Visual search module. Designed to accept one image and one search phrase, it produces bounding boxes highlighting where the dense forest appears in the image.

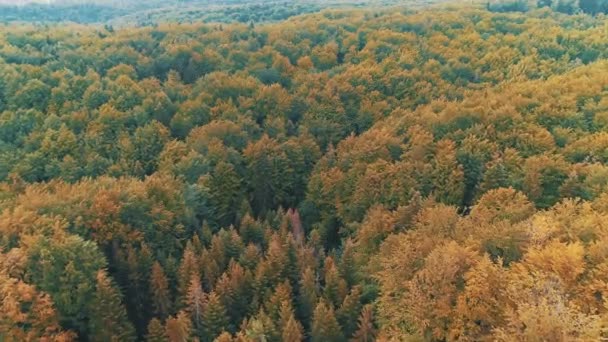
[0,0,414,25]
[3,1,608,341]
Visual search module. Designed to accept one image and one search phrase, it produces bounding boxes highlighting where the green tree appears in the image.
[202,292,229,341]
[26,235,107,337]
[88,270,136,342]
[146,318,167,342]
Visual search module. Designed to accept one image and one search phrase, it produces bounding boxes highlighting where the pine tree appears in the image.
[244,309,279,342]
[311,301,345,342]
[323,256,348,307]
[146,318,167,342]
[350,305,376,342]
[339,239,358,287]
[265,280,293,324]
[150,261,172,319]
[202,291,229,341]
[178,243,199,306]
[214,331,234,342]
[297,267,318,329]
[165,311,192,342]
[279,301,304,342]
[204,161,243,229]
[221,261,253,325]
[282,315,304,342]
[337,286,363,339]
[186,272,207,339]
[124,244,150,336]
[88,271,136,342]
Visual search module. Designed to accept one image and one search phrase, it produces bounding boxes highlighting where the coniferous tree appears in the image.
[165,311,192,342]
[350,305,376,342]
[151,261,172,319]
[185,272,206,339]
[311,301,345,342]
[279,301,304,342]
[146,318,167,342]
[202,292,229,341]
[177,243,199,306]
[323,256,348,307]
[297,267,318,329]
[88,271,136,342]
[337,286,363,338]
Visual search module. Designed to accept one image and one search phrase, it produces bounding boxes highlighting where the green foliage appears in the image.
[25,235,107,336]
[3,3,608,342]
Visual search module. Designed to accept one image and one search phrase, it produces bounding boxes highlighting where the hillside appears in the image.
[2,2,608,341]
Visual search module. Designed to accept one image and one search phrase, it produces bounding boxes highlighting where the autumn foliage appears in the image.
[2,2,608,341]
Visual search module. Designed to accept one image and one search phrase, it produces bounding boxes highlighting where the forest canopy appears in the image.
[3,1,608,341]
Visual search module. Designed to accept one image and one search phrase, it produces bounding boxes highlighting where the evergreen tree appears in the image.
[177,243,199,307]
[311,301,345,342]
[202,292,229,341]
[165,311,192,342]
[215,331,235,342]
[323,257,348,307]
[186,272,207,339]
[265,281,293,324]
[297,267,318,329]
[146,318,167,342]
[202,161,243,229]
[279,301,304,342]
[337,286,363,339]
[88,271,136,342]
[339,239,359,287]
[150,261,172,319]
[350,305,376,342]
[282,315,304,342]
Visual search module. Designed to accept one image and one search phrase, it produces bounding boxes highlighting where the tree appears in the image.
[12,79,51,111]
[350,305,376,342]
[150,261,172,319]
[146,318,167,342]
[297,267,318,328]
[165,311,192,342]
[177,244,199,306]
[131,121,170,175]
[26,235,107,337]
[311,301,345,342]
[243,135,290,216]
[323,256,348,308]
[186,272,207,339]
[337,286,363,338]
[0,272,75,341]
[88,270,136,342]
[282,314,304,342]
[201,161,243,229]
[202,292,229,341]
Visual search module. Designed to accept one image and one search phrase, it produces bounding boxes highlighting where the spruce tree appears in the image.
[311,301,345,342]
[337,286,363,339]
[297,267,318,329]
[279,301,304,342]
[186,272,206,339]
[88,271,136,342]
[146,318,167,342]
[282,315,304,342]
[350,305,376,342]
[165,311,192,342]
[150,261,172,319]
[202,292,229,341]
